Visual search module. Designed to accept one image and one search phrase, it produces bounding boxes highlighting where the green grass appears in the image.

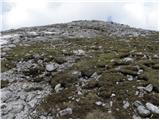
[1,33,159,118]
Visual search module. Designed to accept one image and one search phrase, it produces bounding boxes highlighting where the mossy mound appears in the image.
[1,80,9,88]
[50,71,78,88]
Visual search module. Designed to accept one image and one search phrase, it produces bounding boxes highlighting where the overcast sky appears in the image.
[0,0,158,31]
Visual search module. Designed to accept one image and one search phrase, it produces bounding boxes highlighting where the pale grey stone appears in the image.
[123,100,130,109]
[55,84,64,93]
[137,105,150,117]
[46,63,58,72]
[95,101,102,106]
[133,100,143,107]
[10,102,24,113]
[59,108,72,116]
[26,93,36,102]
[8,44,16,48]
[1,90,12,102]
[111,93,116,97]
[28,99,38,108]
[73,49,85,56]
[144,84,153,92]
[123,57,134,63]
[127,75,134,81]
[137,69,143,75]
[132,114,141,119]
[146,102,159,114]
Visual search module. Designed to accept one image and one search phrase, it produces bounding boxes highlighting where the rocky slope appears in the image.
[0,20,159,119]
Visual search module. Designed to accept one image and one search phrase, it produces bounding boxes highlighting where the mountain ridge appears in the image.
[1,20,159,119]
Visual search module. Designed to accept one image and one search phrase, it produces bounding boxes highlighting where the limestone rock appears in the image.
[137,105,151,117]
[46,63,58,72]
[59,108,72,116]
[127,75,134,81]
[123,100,130,109]
[123,57,134,63]
[54,84,64,93]
[73,49,85,56]
[144,84,153,92]
[146,102,159,114]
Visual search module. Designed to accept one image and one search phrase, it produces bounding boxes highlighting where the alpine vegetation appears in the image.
[1,20,159,119]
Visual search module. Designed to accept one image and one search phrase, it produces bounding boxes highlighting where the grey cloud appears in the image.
[0,1,13,15]
[0,1,158,31]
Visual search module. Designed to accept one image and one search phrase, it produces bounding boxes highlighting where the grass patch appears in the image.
[1,80,9,88]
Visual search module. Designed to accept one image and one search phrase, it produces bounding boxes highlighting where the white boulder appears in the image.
[123,57,134,63]
[146,102,159,114]
[144,84,153,92]
[54,84,64,93]
[46,63,58,72]
[137,105,151,117]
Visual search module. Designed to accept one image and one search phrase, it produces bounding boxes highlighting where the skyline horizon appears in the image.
[1,0,158,31]
[1,19,158,32]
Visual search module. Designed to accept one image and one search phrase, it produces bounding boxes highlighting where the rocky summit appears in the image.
[0,20,159,119]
